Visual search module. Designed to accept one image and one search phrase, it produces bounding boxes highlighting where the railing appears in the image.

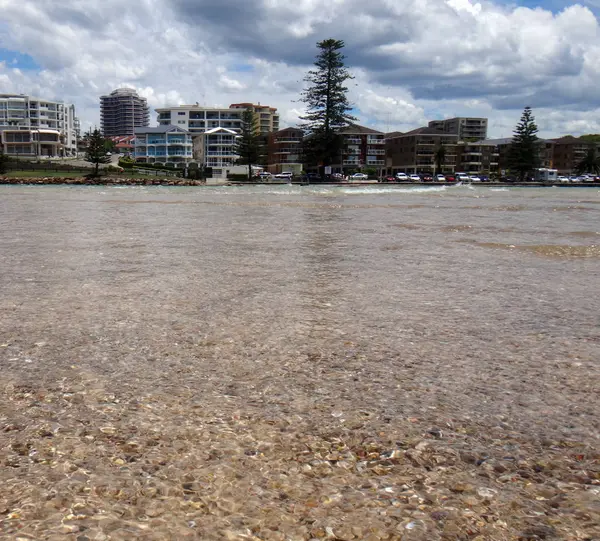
[367,148,385,155]
[345,138,361,144]
[367,138,384,144]
[366,160,385,166]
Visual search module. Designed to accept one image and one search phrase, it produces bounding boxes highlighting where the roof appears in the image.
[399,126,457,137]
[549,136,582,143]
[384,131,404,139]
[477,137,512,145]
[272,127,303,135]
[134,125,189,134]
[339,123,383,135]
[204,127,239,135]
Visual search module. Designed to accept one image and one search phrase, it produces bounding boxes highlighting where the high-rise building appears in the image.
[428,117,488,141]
[100,88,149,137]
[0,93,79,157]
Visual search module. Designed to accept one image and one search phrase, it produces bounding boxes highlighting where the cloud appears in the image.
[0,0,598,136]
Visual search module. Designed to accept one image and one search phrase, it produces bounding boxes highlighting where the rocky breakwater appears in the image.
[0,176,207,186]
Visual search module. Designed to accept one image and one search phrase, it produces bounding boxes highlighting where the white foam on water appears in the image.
[490,188,509,192]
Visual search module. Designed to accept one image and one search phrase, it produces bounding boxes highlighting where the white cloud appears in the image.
[0,0,598,136]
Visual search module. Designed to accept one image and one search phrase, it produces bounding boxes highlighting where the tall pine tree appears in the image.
[84,128,111,177]
[235,107,263,181]
[509,106,540,182]
[300,39,355,179]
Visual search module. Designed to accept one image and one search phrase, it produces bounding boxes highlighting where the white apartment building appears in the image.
[134,126,194,167]
[155,103,278,174]
[0,93,80,157]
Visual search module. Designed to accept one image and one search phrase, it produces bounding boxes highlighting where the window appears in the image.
[178,120,185,124]
[178,112,185,116]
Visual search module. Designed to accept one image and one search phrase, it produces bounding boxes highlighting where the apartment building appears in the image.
[549,136,591,173]
[454,141,500,174]
[156,105,244,135]
[134,126,193,167]
[385,127,458,174]
[482,138,554,173]
[267,127,303,174]
[100,88,149,137]
[0,93,79,157]
[230,103,280,134]
[335,124,385,171]
[428,117,488,141]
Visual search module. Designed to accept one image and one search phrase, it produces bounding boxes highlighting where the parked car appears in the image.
[379,175,396,183]
[395,172,409,181]
[421,174,433,182]
[445,175,456,182]
[557,175,569,183]
[256,172,272,179]
[274,171,292,179]
[469,175,481,182]
[350,173,369,180]
[330,172,344,181]
[436,174,446,182]
[480,175,489,182]
[409,174,421,182]
[456,173,470,182]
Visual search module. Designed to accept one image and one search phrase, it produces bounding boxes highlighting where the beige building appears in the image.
[428,117,488,141]
[230,103,280,134]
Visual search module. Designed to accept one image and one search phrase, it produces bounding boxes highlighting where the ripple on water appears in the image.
[473,242,600,259]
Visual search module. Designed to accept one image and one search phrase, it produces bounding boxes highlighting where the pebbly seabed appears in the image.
[1,184,599,540]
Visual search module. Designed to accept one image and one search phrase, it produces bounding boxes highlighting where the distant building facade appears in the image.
[100,88,150,137]
[336,123,385,172]
[267,127,303,174]
[549,136,592,174]
[229,103,280,134]
[428,117,488,141]
[385,127,458,174]
[134,125,193,167]
[0,93,79,157]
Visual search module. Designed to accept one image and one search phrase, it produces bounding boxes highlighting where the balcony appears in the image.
[345,137,361,144]
[366,160,385,166]
[367,137,384,145]
[274,138,301,144]
[343,159,359,165]
[367,148,385,155]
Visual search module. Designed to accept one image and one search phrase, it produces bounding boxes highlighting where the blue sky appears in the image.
[0,48,40,70]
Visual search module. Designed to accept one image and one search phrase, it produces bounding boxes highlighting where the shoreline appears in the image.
[1,176,599,188]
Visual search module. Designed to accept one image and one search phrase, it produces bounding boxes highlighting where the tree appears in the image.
[300,38,356,178]
[0,148,9,175]
[508,106,540,182]
[234,107,264,180]
[84,128,111,176]
[575,144,600,175]
[434,144,446,176]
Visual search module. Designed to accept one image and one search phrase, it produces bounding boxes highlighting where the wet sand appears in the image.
[1,185,599,540]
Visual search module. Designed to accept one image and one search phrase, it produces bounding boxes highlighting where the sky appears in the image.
[1,0,600,137]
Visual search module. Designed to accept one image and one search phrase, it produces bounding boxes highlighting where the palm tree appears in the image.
[575,144,600,176]
[434,144,446,176]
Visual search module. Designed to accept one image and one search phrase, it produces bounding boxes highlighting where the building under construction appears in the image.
[100,88,149,137]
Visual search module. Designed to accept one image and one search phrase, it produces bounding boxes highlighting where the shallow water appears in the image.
[1,184,599,540]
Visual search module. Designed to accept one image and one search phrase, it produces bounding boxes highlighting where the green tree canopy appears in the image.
[84,128,111,176]
[300,39,355,177]
[509,106,540,182]
[234,108,264,181]
[0,148,9,175]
